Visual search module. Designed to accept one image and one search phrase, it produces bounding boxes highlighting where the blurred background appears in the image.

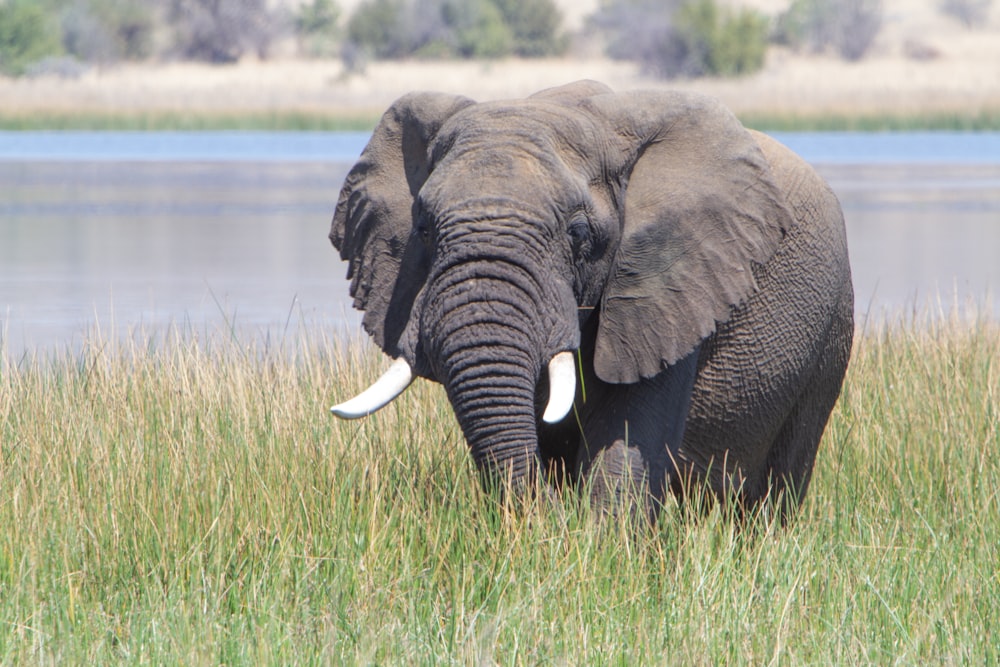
[1,0,999,357]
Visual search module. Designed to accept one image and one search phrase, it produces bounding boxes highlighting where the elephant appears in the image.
[328,80,853,521]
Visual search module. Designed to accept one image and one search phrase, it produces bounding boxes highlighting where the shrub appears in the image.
[494,0,567,56]
[835,0,882,60]
[438,0,512,58]
[676,0,768,77]
[940,0,994,28]
[590,0,768,79]
[59,0,155,64]
[345,0,564,61]
[775,0,882,61]
[0,0,63,76]
[589,0,678,70]
[166,0,288,63]
[296,0,340,57]
[346,0,411,59]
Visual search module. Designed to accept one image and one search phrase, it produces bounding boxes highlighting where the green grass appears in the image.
[3,108,1000,132]
[1,315,998,664]
[739,108,1000,132]
[0,110,381,132]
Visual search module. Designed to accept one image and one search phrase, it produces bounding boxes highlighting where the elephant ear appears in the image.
[330,91,474,362]
[587,90,791,384]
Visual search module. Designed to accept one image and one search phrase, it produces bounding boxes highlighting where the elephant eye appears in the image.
[415,213,432,243]
[568,218,591,252]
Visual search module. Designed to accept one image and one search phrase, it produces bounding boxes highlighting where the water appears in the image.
[4,130,1000,164]
[2,132,999,358]
[0,131,372,163]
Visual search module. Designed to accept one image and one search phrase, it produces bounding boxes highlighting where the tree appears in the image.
[0,0,63,75]
[60,0,155,64]
[494,0,567,56]
[345,0,565,61]
[346,0,411,59]
[775,0,883,61]
[589,0,768,78]
[941,0,994,28]
[296,0,340,57]
[167,0,287,63]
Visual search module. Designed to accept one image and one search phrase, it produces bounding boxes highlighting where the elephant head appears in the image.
[329,80,793,493]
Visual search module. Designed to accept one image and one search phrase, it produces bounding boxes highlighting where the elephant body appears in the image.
[330,81,853,520]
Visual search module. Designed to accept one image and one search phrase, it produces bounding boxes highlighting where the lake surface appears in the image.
[2,131,999,358]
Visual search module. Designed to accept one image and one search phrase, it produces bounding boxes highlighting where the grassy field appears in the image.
[0,110,382,132]
[1,314,998,664]
[3,108,1000,132]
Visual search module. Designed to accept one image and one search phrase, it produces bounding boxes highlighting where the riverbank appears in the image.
[2,0,999,131]
[2,40,1000,131]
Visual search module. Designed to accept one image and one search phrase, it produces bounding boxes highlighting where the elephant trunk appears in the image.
[421,245,578,488]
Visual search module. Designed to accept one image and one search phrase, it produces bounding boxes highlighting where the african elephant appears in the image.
[328,80,853,520]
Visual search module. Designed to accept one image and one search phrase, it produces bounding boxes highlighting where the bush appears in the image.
[0,0,63,76]
[438,0,513,58]
[296,0,340,57]
[346,0,410,59]
[60,0,155,64]
[676,0,768,77]
[940,0,994,28]
[775,0,883,61]
[166,0,288,63]
[345,0,565,61]
[494,0,567,57]
[590,0,768,79]
[589,0,677,69]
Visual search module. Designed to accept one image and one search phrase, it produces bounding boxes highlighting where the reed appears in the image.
[0,110,380,132]
[3,108,1000,132]
[740,108,1000,132]
[1,313,997,663]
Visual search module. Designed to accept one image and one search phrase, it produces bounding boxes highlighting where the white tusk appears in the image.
[330,358,414,419]
[542,351,577,424]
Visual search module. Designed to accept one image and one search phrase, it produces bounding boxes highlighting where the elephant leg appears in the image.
[580,438,651,519]
[575,348,700,522]
[762,294,854,520]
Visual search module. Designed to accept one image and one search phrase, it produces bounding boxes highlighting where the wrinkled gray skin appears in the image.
[330,80,853,519]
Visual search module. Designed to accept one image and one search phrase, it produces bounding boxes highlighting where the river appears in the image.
[2,131,999,358]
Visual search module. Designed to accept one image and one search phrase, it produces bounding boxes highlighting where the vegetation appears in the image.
[0,0,287,71]
[344,0,567,62]
[295,0,340,58]
[774,0,884,61]
[0,0,63,76]
[1,311,998,662]
[1,0,994,81]
[0,108,384,131]
[166,0,285,63]
[941,0,994,28]
[60,0,155,64]
[4,106,1000,133]
[589,0,770,78]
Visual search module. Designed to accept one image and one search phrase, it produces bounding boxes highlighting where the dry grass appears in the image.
[2,1,999,126]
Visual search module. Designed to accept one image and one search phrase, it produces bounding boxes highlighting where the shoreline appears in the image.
[1,0,998,131]
[3,107,1000,132]
[3,38,1000,131]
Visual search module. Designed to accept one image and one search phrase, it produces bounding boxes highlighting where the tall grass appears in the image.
[1,315,997,663]
[3,108,1000,132]
[0,111,381,132]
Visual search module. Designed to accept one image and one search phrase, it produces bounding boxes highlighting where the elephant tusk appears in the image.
[330,358,414,419]
[542,351,577,424]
